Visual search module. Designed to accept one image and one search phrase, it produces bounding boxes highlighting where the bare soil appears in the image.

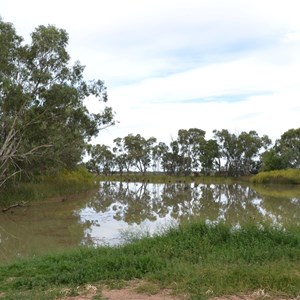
[58,281,300,300]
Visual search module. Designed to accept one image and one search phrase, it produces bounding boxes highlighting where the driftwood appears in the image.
[2,201,27,212]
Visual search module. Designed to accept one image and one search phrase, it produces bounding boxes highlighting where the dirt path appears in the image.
[59,282,299,300]
[59,281,183,300]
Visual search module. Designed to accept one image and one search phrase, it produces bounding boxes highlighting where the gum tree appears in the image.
[0,19,115,188]
[262,127,300,171]
[123,134,157,174]
[213,129,271,176]
[177,128,206,173]
[86,144,115,175]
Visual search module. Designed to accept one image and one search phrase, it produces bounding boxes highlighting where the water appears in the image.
[0,181,299,262]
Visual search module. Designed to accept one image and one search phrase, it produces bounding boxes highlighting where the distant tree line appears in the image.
[1,18,299,191]
[85,127,300,177]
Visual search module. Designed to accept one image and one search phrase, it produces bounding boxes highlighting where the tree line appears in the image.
[1,19,299,190]
[85,127,300,177]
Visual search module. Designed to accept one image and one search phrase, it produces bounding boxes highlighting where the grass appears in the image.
[0,221,299,299]
[0,167,99,207]
[251,169,300,185]
[97,173,239,185]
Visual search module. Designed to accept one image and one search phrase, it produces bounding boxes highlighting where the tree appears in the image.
[161,140,182,175]
[151,142,169,172]
[213,129,238,175]
[199,139,219,175]
[113,137,131,174]
[261,127,300,171]
[238,131,271,174]
[86,144,114,175]
[260,149,287,171]
[213,129,271,176]
[123,134,157,174]
[276,128,300,169]
[177,128,206,173]
[0,19,115,188]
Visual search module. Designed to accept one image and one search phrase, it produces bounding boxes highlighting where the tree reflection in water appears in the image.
[78,181,300,246]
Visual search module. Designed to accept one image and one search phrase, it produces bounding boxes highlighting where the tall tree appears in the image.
[0,20,115,187]
[123,134,157,174]
[151,142,169,172]
[199,139,220,175]
[276,128,300,169]
[177,128,206,173]
[113,137,131,174]
[86,144,115,175]
[262,127,300,171]
[213,129,270,176]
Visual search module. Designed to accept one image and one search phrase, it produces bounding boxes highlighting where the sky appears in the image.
[1,0,300,147]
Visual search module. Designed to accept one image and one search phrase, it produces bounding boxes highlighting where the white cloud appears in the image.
[2,0,300,147]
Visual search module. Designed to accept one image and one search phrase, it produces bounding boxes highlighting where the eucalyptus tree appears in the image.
[151,141,169,172]
[86,144,115,175]
[276,128,300,169]
[238,131,271,174]
[177,128,206,173]
[213,129,270,176]
[161,140,182,175]
[199,139,220,175]
[112,137,131,174]
[260,149,286,171]
[213,129,238,175]
[261,127,300,171]
[0,19,115,188]
[123,134,157,174]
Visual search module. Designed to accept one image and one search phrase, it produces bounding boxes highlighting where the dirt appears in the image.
[58,282,300,300]
[58,281,183,300]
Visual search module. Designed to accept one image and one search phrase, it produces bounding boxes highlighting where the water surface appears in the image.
[0,181,299,262]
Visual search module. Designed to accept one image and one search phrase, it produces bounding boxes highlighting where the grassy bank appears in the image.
[0,167,99,207]
[251,169,300,185]
[0,221,299,299]
[97,173,240,185]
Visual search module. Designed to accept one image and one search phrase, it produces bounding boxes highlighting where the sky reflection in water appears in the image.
[77,181,300,246]
[0,181,299,262]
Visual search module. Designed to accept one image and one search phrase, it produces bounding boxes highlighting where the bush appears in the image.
[251,169,300,184]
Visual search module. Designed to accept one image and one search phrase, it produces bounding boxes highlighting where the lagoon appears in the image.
[0,181,299,263]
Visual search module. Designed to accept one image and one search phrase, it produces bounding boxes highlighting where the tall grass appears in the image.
[0,221,299,299]
[251,169,300,184]
[0,167,98,206]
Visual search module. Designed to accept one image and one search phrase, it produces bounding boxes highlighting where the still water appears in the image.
[0,181,299,262]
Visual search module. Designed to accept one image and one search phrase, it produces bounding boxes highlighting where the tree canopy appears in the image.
[0,19,115,188]
[86,128,299,177]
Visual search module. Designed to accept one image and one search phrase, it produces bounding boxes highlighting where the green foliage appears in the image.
[213,129,271,176]
[0,222,299,299]
[86,144,115,175]
[87,127,300,181]
[0,19,115,190]
[110,134,157,175]
[260,148,288,171]
[261,128,300,171]
[251,169,300,184]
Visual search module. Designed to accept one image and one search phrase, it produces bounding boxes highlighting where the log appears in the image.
[2,201,27,212]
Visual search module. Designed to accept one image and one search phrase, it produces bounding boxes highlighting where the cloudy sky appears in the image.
[1,0,300,146]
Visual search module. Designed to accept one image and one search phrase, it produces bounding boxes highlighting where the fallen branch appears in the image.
[2,201,28,213]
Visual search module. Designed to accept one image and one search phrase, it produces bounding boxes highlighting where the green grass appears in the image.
[97,173,238,185]
[0,167,99,207]
[251,169,300,184]
[0,221,299,299]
